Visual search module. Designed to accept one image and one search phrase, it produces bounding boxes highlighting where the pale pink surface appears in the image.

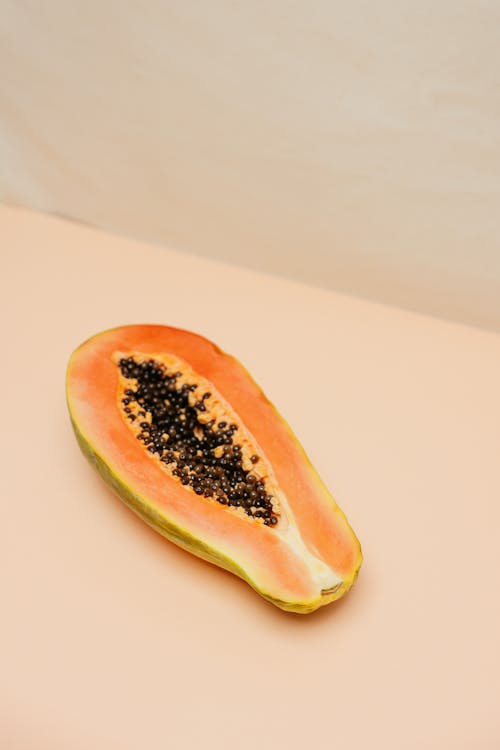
[2,205,500,749]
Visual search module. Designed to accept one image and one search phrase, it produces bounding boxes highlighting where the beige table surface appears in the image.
[2,205,500,749]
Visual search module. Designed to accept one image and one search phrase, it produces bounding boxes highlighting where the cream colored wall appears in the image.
[1,1,499,329]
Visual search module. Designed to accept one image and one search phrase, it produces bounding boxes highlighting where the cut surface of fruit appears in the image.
[66,325,362,613]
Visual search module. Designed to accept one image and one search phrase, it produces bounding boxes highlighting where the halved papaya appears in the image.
[66,325,362,613]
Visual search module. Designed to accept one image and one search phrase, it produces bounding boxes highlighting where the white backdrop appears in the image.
[1,1,499,330]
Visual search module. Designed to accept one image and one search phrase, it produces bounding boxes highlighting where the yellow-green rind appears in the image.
[69,413,358,614]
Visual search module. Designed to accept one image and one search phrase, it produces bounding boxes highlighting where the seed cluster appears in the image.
[119,357,278,526]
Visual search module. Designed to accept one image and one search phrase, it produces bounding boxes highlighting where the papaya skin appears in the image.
[66,325,363,614]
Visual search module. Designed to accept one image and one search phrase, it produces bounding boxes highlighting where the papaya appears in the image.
[66,325,362,613]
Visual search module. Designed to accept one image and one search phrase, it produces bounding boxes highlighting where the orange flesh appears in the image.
[67,325,362,609]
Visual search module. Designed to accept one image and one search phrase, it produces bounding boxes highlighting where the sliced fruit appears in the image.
[66,325,362,613]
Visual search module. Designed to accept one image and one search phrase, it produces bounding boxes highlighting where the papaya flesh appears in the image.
[66,325,362,613]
